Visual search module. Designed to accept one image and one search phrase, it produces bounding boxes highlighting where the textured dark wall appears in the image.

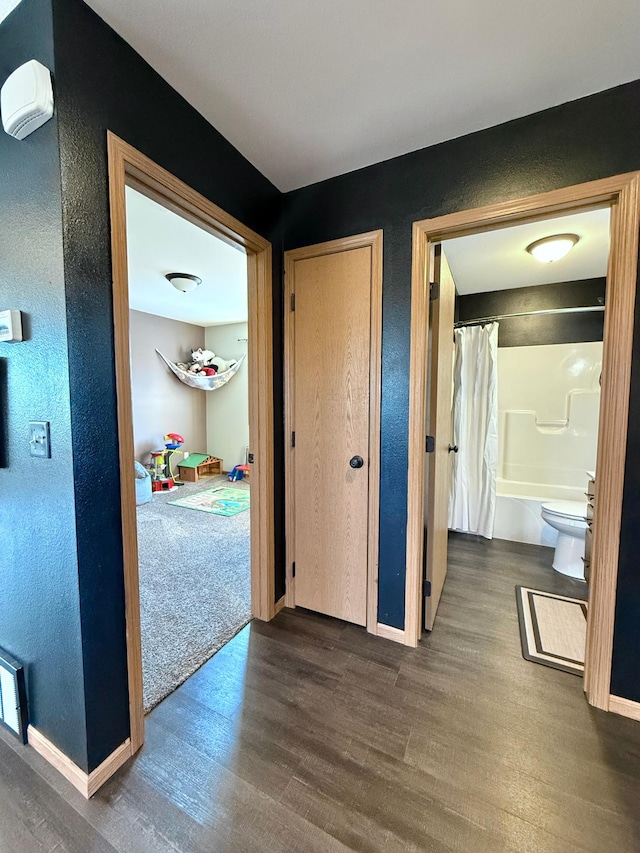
[51,0,283,770]
[5,0,640,774]
[282,78,640,696]
[0,0,88,769]
[456,278,606,347]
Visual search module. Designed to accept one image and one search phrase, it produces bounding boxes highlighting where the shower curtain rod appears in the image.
[453,304,605,328]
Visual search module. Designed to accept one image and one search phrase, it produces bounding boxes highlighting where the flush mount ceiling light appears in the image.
[526,233,580,263]
[165,272,202,293]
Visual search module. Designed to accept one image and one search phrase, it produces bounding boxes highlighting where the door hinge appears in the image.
[290,292,296,311]
[429,281,440,301]
[423,579,432,598]
[291,431,296,448]
[426,435,435,453]
[247,452,254,464]
[292,561,296,578]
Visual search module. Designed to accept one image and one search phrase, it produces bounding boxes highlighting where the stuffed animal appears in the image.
[209,354,237,372]
[190,347,236,373]
[191,347,216,366]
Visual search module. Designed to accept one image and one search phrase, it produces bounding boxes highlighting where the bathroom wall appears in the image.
[493,341,602,544]
[204,323,249,471]
[456,278,606,347]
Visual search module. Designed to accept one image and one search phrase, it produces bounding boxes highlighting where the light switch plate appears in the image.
[29,421,50,458]
[0,310,22,342]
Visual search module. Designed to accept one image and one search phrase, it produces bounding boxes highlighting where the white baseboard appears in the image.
[28,726,133,798]
[376,622,406,644]
[608,695,640,722]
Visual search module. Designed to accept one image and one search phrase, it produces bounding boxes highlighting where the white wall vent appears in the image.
[0,649,28,742]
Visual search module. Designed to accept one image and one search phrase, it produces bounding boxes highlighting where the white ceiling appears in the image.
[2,2,639,191]
[442,207,610,295]
[125,186,247,326]
[71,0,640,190]
[0,1,20,22]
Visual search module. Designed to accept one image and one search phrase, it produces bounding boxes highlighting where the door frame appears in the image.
[284,231,383,634]
[108,132,276,753]
[405,172,640,714]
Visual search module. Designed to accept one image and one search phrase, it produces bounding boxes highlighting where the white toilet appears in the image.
[540,501,588,581]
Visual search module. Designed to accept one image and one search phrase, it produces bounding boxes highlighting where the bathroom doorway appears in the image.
[421,208,607,631]
[443,208,606,566]
[405,173,640,718]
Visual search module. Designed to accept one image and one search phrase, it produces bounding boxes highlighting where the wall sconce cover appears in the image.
[1,60,54,140]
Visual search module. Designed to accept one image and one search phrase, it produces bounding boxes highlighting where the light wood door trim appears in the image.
[406,172,640,718]
[585,174,640,707]
[28,727,133,799]
[424,247,456,630]
[284,231,382,633]
[108,132,275,757]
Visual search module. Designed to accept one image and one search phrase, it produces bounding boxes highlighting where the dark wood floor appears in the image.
[3,534,640,852]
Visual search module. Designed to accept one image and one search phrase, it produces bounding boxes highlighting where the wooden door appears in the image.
[424,247,456,629]
[288,237,381,626]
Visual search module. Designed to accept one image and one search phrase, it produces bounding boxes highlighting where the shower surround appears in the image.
[493,341,602,545]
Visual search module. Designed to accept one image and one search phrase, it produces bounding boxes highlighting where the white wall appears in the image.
[497,341,602,497]
[494,341,602,545]
[130,310,206,465]
[204,322,249,471]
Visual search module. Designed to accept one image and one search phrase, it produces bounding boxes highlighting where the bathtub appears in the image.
[492,477,586,546]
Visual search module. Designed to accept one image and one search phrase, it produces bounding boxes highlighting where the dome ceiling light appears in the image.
[165,272,202,293]
[525,233,580,263]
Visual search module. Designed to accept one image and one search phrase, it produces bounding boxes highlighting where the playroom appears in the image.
[125,184,252,712]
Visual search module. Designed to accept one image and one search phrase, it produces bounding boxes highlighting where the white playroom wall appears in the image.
[129,310,206,465]
[204,322,249,471]
[493,340,602,544]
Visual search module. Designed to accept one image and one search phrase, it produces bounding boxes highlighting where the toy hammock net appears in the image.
[155,350,245,390]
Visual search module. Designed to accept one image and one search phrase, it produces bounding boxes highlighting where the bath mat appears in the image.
[515,586,587,676]
[169,486,250,516]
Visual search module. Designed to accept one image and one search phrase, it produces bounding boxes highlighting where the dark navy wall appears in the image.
[283,79,640,701]
[4,0,640,775]
[50,0,284,770]
[456,278,606,347]
[0,0,88,769]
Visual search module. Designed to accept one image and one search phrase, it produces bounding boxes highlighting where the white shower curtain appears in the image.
[448,322,499,539]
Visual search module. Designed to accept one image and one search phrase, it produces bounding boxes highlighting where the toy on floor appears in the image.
[164,432,185,485]
[228,464,250,482]
[149,449,175,492]
[177,452,223,482]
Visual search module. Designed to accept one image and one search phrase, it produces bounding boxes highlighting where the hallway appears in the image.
[1,536,640,852]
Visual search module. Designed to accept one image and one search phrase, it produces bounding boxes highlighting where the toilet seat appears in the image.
[541,500,587,520]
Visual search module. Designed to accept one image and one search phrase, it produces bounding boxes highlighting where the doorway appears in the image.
[284,232,382,634]
[125,184,253,713]
[108,134,276,753]
[406,173,640,716]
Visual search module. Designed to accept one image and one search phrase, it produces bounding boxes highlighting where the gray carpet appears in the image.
[136,475,251,712]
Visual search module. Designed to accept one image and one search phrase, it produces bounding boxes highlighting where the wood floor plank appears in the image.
[0,736,117,853]
[2,533,640,851]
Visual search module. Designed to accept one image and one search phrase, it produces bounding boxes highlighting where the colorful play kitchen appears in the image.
[149,432,185,492]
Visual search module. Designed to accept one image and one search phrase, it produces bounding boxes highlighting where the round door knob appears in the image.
[349,455,364,469]
[448,445,458,453]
